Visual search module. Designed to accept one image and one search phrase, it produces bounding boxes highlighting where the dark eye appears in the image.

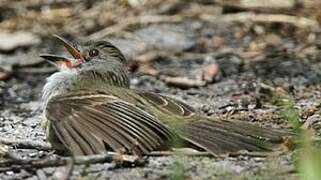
[89,49,99,57]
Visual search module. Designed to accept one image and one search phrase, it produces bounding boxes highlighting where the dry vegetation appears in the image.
[0,0,321,179]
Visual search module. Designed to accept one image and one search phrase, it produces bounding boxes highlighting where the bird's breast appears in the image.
[42,69,78,105]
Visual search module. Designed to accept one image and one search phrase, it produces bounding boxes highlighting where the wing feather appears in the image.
[117,102,173,139]
[101,105,160,151]
[110,102,171,141]
[45,91,172,155]
[89,105,150,154]
[68,114,106,154]
[51,121,84,155]
[81,107,140,152]
[63,120,94,155]
[73,110,125,152]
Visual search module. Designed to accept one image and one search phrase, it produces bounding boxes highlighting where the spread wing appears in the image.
[45,90,172,156]
[135,91,290,155]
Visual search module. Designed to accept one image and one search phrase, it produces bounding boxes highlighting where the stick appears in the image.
[148,150,284,158]
[159,75,206,88]
[0,138,52,151]
[0,151,144,172]
[148,151,213,157]
[201,12,320,30]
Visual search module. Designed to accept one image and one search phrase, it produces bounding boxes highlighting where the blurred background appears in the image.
[0,0,321,179]
[1,0,321,83]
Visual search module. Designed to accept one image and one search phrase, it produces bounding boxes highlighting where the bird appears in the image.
[40,35,290,156]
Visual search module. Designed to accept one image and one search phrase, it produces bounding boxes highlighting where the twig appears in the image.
[201,12,320,30]
[148,150,284,158]
[16,67,57,74]
[0,138,52,151]
[159,75,206,89]
[227,150,286,157]
[0,151,145,172]
[0,144,9,158]
[216,0,297,13]
[51,158,75,180]
[0,70,11,81]
[0,0,93,10]
[36,169,47,180]
[148,151,213,157]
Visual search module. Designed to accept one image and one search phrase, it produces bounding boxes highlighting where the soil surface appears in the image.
[1,17,321,180]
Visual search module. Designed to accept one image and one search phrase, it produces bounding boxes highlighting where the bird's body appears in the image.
[40,35,289,156]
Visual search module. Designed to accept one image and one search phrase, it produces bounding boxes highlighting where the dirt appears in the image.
[0,19,321,179]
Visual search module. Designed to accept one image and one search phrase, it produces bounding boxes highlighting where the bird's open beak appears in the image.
[40,35,84,69]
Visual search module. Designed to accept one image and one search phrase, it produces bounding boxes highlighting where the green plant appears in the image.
[272,91,321,180]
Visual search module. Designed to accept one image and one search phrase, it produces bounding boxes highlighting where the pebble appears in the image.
[0,31,41,52]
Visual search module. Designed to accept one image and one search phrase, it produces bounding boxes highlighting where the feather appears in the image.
[45,91,172,155]
[179,119,285,155]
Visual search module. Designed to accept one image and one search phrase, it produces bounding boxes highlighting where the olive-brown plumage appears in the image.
[40,35,290,156]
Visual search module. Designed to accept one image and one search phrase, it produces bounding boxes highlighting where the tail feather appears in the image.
[189,122,272,151]
[186,125,252,153]
[215,120,288,142]
[201,120,286,142]
[179,119,289,155]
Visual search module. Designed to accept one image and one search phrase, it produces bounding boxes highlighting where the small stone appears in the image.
[302,114,321,132]
[265,33,282,46]
[211,36,225,49]
[202,63,219,83]
[0,31,41,52]
[6,171,14,175]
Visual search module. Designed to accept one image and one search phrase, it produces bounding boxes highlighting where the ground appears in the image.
[1,1,321,179]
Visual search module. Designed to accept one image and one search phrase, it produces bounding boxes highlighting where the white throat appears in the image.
[42,69,78,105]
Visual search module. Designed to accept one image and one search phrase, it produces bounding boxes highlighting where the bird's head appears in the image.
[40,35,127,71]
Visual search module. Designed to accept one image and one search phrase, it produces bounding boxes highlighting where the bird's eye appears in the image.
[89,49,99,57]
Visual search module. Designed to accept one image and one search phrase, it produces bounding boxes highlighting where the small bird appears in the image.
[40,35,289,156]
